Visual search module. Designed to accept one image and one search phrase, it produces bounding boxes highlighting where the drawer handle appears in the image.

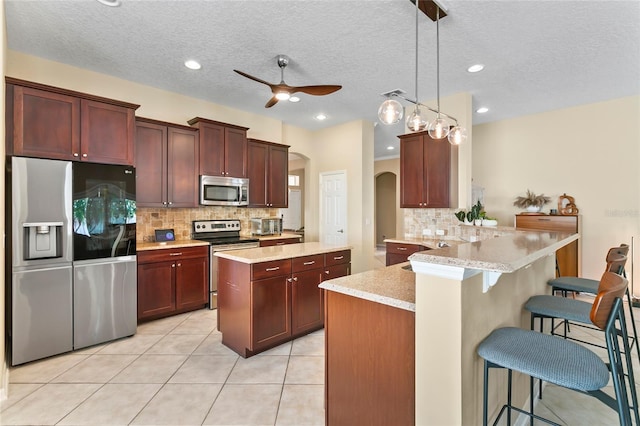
[276,242,285,245]
[265,267,280,271]
[538,218,551,221]
[303,261,315,265]
[333,256,344,260]
[397,247,408,251]
[169,252,183,256]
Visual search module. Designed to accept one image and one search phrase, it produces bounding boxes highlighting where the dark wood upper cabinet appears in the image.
[188,117,249,178]
[6,78,139,165]
[247,139,289,208]
[399,131,452,208]
[135,117,198,208]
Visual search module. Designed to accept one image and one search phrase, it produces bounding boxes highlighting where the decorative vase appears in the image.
[474,219,483,226]
[526,205,542,213]
[482,219,498,227]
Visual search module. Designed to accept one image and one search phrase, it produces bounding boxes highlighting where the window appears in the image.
[288,175,300,187]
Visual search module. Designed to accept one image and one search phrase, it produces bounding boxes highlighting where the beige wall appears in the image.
[1,0,7,400]
[375,172,396,244]
[374,158,403,239]
[473,95,640,288]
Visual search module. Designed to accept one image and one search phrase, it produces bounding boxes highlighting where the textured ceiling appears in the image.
[5,0,640,159]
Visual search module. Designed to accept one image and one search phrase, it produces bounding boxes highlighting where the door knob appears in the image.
[337,229,344,233]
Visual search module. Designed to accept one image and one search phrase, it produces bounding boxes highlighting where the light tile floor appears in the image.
[2,293,640,425]
[1,309,325,426]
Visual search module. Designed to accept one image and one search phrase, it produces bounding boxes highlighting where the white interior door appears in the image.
[320,171,347,245]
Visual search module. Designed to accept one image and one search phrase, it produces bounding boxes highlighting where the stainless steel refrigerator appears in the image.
[8,157,138,366]
[8,157,74,365]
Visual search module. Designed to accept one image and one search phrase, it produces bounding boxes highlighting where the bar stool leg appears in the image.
[483,360,489,426]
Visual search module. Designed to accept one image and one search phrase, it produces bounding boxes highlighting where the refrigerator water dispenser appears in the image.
[24,222,63,260]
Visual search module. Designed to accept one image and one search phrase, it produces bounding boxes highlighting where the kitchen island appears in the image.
[215,242,351,357]
[320,229,579,426]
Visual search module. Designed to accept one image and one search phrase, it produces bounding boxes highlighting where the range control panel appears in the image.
[193,219,241,234]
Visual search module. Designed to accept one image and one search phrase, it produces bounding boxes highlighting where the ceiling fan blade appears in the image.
[291,85,342,96]
[234,69,275,88]
[265,96,279,108]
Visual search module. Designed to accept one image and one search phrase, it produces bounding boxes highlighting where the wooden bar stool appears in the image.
[478,272,639,425]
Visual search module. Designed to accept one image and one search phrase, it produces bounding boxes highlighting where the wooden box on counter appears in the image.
[515,214,580,277]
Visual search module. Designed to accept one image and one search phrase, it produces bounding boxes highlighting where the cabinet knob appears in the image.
[82,153,88,158]
[325,270,330,275]
[292,277,298,282]
[177,263,181,267]
[287,278,293,283]
[163,201,168,205]
[168,201,173,205]
[172,263,176,268]
[73,153,79,157]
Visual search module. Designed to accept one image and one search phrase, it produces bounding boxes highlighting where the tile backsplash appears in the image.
[136,206,278,243]
[403,208,513,241]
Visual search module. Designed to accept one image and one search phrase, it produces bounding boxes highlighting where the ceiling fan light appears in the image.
[428,116,450,139]
[406,106,427,132]
[378,99,404,125]
[448,126,467,145]
[275,91,290,101]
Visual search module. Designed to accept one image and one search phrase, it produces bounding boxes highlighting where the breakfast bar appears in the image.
[320,229,579,426]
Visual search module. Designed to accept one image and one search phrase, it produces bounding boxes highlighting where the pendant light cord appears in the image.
[436,7,441,115]
[414,0,419,106]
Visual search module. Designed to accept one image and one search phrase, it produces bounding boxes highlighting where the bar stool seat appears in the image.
[478,327,610,392]
[549,276,599,294]
[525,295,591,324]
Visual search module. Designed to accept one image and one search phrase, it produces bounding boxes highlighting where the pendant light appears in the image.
[406,0,427,132]
[427,7,450,140]
[377,0,467,145]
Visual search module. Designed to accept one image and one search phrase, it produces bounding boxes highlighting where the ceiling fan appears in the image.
[234,55,342,108]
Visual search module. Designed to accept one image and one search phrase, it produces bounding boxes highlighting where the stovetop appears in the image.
[192,219,259,245]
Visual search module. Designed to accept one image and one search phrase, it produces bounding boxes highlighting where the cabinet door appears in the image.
[247,141,269,207]
[424,135,450,207]
[557,241,579,277]
[81,100,135,165]
[251,276,291,351]
[175,255,208,311]
[324,264,350,280]
[224,127,248,178]
[291,269,324,335]
[167,126,199,207]
[137,261,176,320]
[11,85,80,160]
[135,121,167,207]
[400,134,424,208]
[268,144,289,208]
[198,122,226,176]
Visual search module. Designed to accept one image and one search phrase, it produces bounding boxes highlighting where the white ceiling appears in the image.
[5,0,640,159]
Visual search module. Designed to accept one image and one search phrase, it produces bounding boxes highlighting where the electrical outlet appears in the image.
[436,229,445,236]
[422,229,432,236]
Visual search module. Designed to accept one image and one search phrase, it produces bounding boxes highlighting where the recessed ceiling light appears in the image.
[289,96,300,103]
[315,113,327,121]
[467,64,484,73]
[387,146,395,150]
[476,107,489,114]
[184,60,201,70]
[96,0,121,6]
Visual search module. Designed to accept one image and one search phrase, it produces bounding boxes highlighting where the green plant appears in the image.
[455,201,485,223]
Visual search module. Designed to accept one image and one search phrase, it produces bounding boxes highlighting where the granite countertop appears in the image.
[384,236,466,250]
[214,241,351,264]
[409,230,579,273]
[319,262,416,312]
[254,233,303,241]
[137,240,210,251]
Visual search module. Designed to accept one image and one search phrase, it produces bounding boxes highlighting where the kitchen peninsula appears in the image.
[215,242,351,357]
[320,229,579,426]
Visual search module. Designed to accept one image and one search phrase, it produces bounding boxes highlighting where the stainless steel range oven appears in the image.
[192,219,259,309]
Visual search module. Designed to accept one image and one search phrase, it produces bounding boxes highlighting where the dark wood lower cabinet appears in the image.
[386,242,427,266]
[218,249,351,357]
[325,290,415,426]
[137,246,208,322]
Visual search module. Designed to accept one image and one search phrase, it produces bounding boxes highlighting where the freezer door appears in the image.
[12,265,73,366]
[73,256,137,349]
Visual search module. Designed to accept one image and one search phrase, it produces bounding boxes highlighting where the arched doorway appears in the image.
[375,172,396,247]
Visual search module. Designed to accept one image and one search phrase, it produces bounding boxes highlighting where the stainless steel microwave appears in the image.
[200,175,249,206]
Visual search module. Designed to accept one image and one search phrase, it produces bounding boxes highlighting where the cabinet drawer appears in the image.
[260,237,301,247]
[386,242,424,256]
[292,254,324,272]
[515,215,578,233]
[325,250,351,266]
[138,246,208,264]
[251,259,292,280]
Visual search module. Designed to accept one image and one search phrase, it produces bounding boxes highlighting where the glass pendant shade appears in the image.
[406,107,427,132]
[378,99,404,125]
[448,126,467,145]
[428,116,450,139]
